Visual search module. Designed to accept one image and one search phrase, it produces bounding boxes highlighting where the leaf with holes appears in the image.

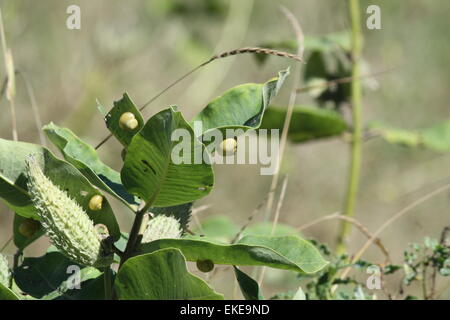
[104,93,145,147]
[121,107,214,207]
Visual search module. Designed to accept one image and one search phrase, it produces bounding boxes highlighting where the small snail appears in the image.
[88,195,103,211]
[119,112,138,130]
[196,259,214,273]
[18,218,40,239]
[219,138,237,156]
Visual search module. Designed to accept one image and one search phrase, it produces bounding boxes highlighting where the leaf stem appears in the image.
[336,0,363,255]
[119,200,153,268]
[103,267,113,300]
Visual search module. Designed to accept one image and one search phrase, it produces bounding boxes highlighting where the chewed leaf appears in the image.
[105,93,145,147]
[121,107,214,207]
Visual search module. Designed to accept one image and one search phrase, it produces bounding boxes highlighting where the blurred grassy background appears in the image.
[1,0,450,299]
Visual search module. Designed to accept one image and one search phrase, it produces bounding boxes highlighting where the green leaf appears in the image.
[260,106,348,142]
[41,267,104,300]
[0,282,20,300]
[115,248,224,300]
[370,120,450,152]
[421,119,450,152]
[13,214,45,251]
[104,93,145,147]
[192,69,289,135]
[139,235,328,274]
[0,138,120,239]
[43,122,138,209]
[121,107,214,207]
[369,122,421,148]
[14,250,100,299]
[234,266,263,300]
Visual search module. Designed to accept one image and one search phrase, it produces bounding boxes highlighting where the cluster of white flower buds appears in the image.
[25,156,112,267]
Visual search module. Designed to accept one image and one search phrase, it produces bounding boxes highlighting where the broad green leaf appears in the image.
[234,266,263,300]
[104,93,144,147]
[260,106,348,142]
[370,120,450,152]
[0,138,120,239]
[14,250,100,299]
[121,107,214,207]
[139,235,328,274]
[41,267,104,300]
[192,69,289,134]
[13,214,45,251]
[43,122,138,209]
[0,282,20,300]
[115,248,224,300]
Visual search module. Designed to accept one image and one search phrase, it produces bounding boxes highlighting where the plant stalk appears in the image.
[103,267,113,300]
[336,0,363,254]
[119,200,153,268]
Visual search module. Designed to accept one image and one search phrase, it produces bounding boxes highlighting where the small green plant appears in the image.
[0,63,333,300]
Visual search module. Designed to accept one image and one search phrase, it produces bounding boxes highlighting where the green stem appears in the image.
[103,267,112,300]
[119,200,153,268]
[336,0,363,255]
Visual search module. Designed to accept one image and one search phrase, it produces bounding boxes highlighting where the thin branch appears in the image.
[298,212,391,264]
[16,70,46,146]
[264,6,304,222]
[94,47,302,149]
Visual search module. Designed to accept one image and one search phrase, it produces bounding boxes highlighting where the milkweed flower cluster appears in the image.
[25,156,112,267]
[142,215,182,243]
[0,254,10,287]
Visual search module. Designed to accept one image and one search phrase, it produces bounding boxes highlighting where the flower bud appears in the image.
[0,254,10,287]
[142,215,182,243]
[25,156,112,267]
